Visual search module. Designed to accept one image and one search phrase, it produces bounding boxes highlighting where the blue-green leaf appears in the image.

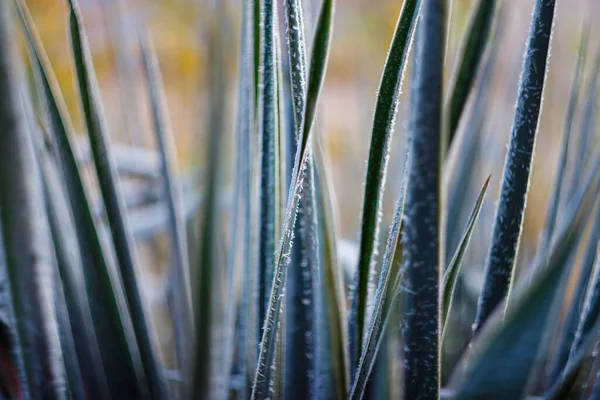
[474,0,557,333]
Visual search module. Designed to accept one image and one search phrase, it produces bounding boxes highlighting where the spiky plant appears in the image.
[0,0,599,399]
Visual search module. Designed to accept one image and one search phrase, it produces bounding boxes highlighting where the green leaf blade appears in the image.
[474,0,557,333]
[348,0,419,372]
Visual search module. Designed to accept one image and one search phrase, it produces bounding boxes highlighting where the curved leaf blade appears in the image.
[348,0,419,371]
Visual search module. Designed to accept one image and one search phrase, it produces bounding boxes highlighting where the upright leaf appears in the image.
[402,0,445,397]
[0,3,65,396]
[191,6,227,398]
[314,142,348,399]
[233,0,258,397]
[441,176,490,338]
[38,136,110,400]
[257,0,280,335]
[474,0,557,333]
[16,0,145,395]
[569,49,600,198]
[449,149,600,400]
[140,34,194,398]
[349,150,410,400]
[251,0,334,397]
[537,28,588,257]
[66,1,167,397]
[444,0,496,152]
[281,0,323,397]
[348,0,419,372]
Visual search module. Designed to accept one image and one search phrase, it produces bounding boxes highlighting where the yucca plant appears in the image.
[0,0,599,398]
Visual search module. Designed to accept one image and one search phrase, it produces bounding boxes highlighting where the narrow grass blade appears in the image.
[537,28,588,257]
[349,0,419,371]
[314,141,348,399]
[140,34,194,397]
[444,0,496,152]
[449,150,600,400]
[441,176,490,338]
[0,5,65,395]
[251,0,334,398]
[66,1,167,397]
[349,151,409,400]
[473,0,557,333]
[401,0,445,398]
[16,0,146,395]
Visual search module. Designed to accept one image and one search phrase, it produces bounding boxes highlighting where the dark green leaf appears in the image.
[17,0,146,395]
[66,1,166,397]
[348,0,419,371]
[402,0,445,398]
[349,150,409,400]
[474,0,557,333]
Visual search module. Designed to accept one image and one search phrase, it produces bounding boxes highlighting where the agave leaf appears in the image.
[566,239,600,369]
[257,0,280,334]
[221,8,252,398]
[281,0,325,396]
[349,149,410,400]
[444,9,502,262]
[0,230,27,399]
[232,1,258,397]
[16,0,146,395]
[441,176,490,339]
[547,202,600,386]
[191,2,230,396]
[569,49,600,198]
[52,268,85,400]
[473,0,557,333]
[139,33,193,398]
[251,0,334,398]
[545,324,600,400]
[66,1,167,397]
[537,27,588,258]
[31,92,113,400]
[273,17,287,396]
[314,140,348,399]
[548,44,597,386]
[444,0,497,153]
[0,4,65,396]
[348,0,419,371]
[401,0,446,398]
[449,150,600,400]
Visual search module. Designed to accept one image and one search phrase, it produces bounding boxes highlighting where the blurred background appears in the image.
[23,0,600,377]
